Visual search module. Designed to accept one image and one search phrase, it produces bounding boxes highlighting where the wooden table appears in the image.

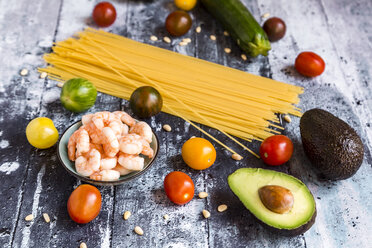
[0,0,371,247]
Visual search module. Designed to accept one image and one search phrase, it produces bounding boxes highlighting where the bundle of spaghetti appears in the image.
[40,28,303,157]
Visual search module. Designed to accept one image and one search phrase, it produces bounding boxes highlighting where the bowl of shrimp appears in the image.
[57,111,159,186]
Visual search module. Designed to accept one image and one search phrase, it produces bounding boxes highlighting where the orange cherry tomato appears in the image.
[295,52,325,77]
[259,135,293,166]
[164,171,194,205]
[181,137,216,170]
[67,184,102,224]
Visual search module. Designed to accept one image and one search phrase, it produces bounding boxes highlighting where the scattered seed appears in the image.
[210,35,216,41]
[190,136,196,139]
[237,39,240,45]
[80,242,87,248]
[261,12,270,18]
[134,226,144,235]
[150,35,158,41]
[40,72,48,79]
[183,38,192,43]
[20,68,28,76]
[43,213,50,223]
[223,31,229,36]
[163,36,171,44]
[195,26,201,33]
[224,48,231,54]
[163,124,172,132]
[198,192,208,199]
[163,214,169,220]
[241,54,247,61]
[123,211,131,220]
[202,210,210,219]
[179,41,188,46]
[25,214,34,221]
[231,153,243,161]
[218,204,228,212]
[284,115,292,123]
[57,82,64,88]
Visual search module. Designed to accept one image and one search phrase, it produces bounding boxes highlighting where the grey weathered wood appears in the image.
[0,0,371,247]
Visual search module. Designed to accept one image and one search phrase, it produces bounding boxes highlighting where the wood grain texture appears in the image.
[0,0,371,247]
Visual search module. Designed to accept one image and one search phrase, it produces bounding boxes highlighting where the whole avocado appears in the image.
[300,108,364,180]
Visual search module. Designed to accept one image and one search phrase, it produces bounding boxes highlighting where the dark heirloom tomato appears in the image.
[263,17,286,42]
[164,171,195,205]
[260,135,293,166]
[67,184,102,224]
[129,86,163,118]
[92,2,117,27]
[165,11,192,36]
[295,52,325,77]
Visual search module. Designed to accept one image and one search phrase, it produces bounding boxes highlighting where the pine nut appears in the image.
[179,41,187,46]
[40,72,48,79]
[224,48,231,54]
[80,242,87,248]
[218,204,228,212]
[210,35,216,41]
[134,226,144,235]
[198,192,208,199]
[57,82,64,88]
[163,214,169,220]
[150,35,158,41]
[241,54,247,61]
[202,210,210,219]
[25,214,34,221]
[163,36,171,44]
[195,26,201,33]
[284,115,292,123]
[232,153,243,161]
[20,68,28,76]
[237,39,240,45]
[183,38,191,43]
[223,31,229,36]
[261,13,270,18]
[123,211,131,220]
[163,124,172,132]
[43,213,50,223]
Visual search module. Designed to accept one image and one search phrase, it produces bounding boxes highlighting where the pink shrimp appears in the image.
[129,121,152,143]
[102,127,119,157]
[118,153,144,171]
[68,127,90,161]
[82,113,93,126]
[84,122,103,144]
[119,133,143,155]
[140,139,154,158]
[113,163,132,176]
[91,111,116,130]
[75,148,101,177]
[113,111,136,127]
[100,156,118,170]
[90,169,120,181]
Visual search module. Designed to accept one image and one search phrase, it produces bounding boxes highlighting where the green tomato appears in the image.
[60,78,97,113]
[26,117,59,149]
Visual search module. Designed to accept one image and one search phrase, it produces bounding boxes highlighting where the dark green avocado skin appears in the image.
[300,108,364,180]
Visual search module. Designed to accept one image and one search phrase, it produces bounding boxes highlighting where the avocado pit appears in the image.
[258,185,294,214]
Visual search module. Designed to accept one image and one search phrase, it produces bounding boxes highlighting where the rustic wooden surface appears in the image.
[0,0,371,247]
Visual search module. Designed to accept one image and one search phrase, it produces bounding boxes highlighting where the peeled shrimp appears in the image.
[84,122,103,144]
[113,111,136,127]
[91,111,116,130]
[113,163,133,176]
[82,113,93,126]
[118,153,145,171]
[75,148,101,177]
[140,139,154,158]
[102,127,119,157]
[68,127,90,161]
[108,119,123,138]
[100,156,117,170]
[90,169,120,181]
[129,121,152,143]
[119,134,143,155]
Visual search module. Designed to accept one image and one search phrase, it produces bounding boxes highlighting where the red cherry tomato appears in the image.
[67,184,102,224]
[164,171,194,205]
[92,2,116,27]
[295,52,325,77]
[259,135,293,166]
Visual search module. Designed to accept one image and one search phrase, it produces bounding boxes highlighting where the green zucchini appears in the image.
[201,0,271,57]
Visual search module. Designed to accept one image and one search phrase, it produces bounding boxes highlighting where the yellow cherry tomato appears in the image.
[181,137,216,170]
[174,0,197,11]
[26,117,59,149]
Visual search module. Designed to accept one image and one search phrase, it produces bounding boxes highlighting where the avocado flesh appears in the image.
[228,168,316,236]
[300,108,364,180]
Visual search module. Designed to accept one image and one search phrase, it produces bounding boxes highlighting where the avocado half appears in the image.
[228,168,316,236]
[300,108,364,180]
